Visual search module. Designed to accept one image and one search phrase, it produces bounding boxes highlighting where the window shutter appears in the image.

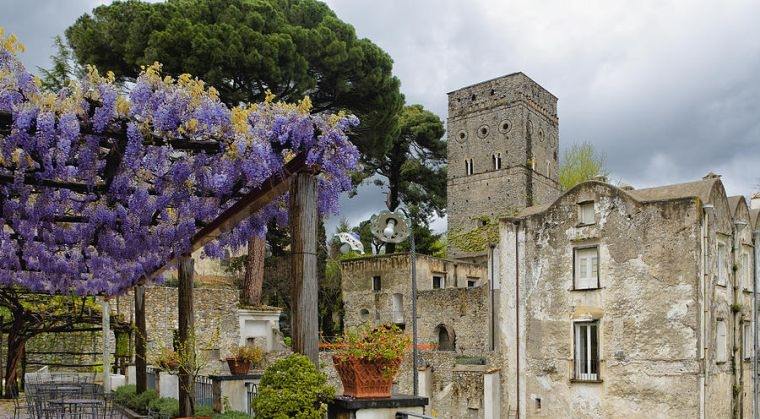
[575,247,598,289]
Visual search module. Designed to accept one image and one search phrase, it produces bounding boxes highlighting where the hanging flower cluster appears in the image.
[0,30,359,295]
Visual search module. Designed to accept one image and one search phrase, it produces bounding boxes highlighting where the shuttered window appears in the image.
[574,247,599,290]
[579,202,595,225]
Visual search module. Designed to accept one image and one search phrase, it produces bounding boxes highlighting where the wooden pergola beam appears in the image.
[144,153,310,280]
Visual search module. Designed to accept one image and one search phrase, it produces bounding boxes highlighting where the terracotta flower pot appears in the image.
[332,355,402,399]
[226,357,252,375]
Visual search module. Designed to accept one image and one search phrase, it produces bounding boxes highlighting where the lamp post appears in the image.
[369,210,419,396]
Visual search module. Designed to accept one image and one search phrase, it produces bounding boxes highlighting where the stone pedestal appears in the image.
[209,373,262,413]
[159,371,179,399]
[328,395,429,419]
[237,308,281,351]
[126,365,136,386]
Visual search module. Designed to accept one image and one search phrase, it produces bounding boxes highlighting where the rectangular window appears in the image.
[465,159,474,175]
[742,252,751,291]
[574,247,599,290]
[467,280,477,288]
[744,322,752,360]
[574,321,599,381]
[716,319,727,363]
[717,242,726,286]
[432,276,443,289]
[372,276,381,291]
[579,202,595,225]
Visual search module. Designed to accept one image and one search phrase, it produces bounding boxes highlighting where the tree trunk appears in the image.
[177,255,195,417]
[289,171,319,364]
[244,235,266,306]
[3,330,25,397]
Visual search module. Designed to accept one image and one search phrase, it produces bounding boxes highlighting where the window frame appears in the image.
[717,241,727,286]
[573,320,601,382]
[573,245,600,290]
[432,275,443,289]
[744,321,753,360]
[372,275,381,292]
[742,251,751,292]
[716,318,727,363]
[578,201,595,225]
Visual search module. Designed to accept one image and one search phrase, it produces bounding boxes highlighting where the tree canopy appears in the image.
[558,141,608,190]
[65,0,404,171]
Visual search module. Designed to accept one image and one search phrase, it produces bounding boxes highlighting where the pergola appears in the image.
[0,35,356,416]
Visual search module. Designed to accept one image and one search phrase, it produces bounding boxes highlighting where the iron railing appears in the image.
[146,366,157,390]
[246,382,259,416]
[195,375,213,407]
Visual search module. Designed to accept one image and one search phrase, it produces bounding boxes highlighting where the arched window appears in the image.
[465,159,474,175]
[435,324,456,351]
[492,153,501,170]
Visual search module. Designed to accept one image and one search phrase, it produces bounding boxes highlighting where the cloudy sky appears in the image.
[3,0,760,235]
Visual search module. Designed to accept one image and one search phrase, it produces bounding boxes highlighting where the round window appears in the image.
[498,119,512,134]
[456,130,467,143]
[477,124,490,139]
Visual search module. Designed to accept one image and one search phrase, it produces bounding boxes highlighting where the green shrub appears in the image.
[147,397,179,417]
[130,389,159,413]
[213,411,250,419]
[196,405,215,416]
[251,354,335,419]
[113,385,136,407]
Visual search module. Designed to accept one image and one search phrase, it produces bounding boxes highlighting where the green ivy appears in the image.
[448,216,500,253]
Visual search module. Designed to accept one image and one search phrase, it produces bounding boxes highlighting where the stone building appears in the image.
[498,176,756,418]
[339,71,758,418]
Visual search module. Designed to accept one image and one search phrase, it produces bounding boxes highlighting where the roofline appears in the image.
[339,252,482,266]
[446,71,558,100]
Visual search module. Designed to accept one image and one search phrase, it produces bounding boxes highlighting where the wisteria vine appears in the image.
[0,29,359,295]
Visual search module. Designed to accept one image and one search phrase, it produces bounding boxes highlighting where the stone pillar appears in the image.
[101,300,111,393]
[159,371,179,399]
[418,366,433,411]
[484,368,501,419]
[499,220,519,418]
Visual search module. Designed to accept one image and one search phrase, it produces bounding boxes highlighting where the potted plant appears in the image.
[226,345,264,375]
[332,324,410,398]
[154,347,180,372]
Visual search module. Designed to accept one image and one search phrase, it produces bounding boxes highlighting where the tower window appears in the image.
[492,153,502,170]
[465,159,474,175]
[372,276,381,291]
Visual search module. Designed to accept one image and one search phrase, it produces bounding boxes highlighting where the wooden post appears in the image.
[289,171,319,365]
[134,282,147,394]
[177,255,195,417]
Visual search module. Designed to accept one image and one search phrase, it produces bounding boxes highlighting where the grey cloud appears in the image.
[4,1,759,237]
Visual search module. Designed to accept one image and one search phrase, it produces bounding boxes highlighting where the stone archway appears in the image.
[435,324,456,351]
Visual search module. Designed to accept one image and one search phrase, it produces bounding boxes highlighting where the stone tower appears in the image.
[447,72,560,261]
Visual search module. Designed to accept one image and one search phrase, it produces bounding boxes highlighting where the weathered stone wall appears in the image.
[499,182,704,417]
[447,72,560,260]
[26,329,111,372]
[114,286,240,365]
[416,286,488,353]
[341,253,486,330]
